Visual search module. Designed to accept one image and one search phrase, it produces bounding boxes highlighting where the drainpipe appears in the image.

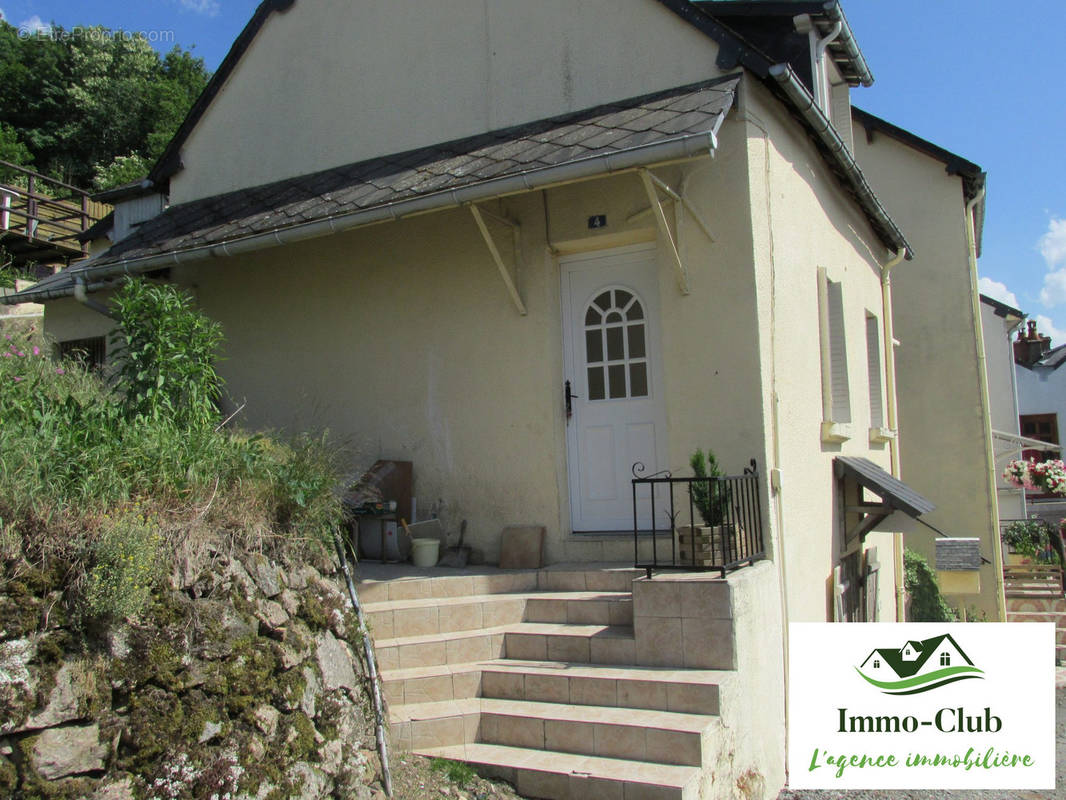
[813,21,843,111]
[73,275,116,320]
[879,247,906,621]
[964,188,1007,622]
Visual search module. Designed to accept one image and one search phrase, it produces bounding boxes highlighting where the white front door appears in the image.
[561,244,668,532]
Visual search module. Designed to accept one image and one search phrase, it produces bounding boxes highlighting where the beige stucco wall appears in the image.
[41,295,117,346]
[159,108,771,567]
[852,127,1003,619]
[741,80,899,623]
[170,0,724,204]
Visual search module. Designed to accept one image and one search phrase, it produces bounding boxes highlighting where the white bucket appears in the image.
[411,537,440,568]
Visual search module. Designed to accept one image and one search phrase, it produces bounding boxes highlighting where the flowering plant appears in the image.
[1003,458,1066,496]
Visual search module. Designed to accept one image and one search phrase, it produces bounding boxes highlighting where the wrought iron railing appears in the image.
[631,459,765,578]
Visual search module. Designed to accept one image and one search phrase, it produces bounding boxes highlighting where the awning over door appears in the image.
[834,456,934,548]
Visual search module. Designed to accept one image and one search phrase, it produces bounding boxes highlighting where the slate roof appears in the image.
[15,75,739,300]
[834,456,935,518]
[935,538,982,571]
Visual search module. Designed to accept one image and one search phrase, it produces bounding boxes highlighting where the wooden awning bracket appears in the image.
[639,169,688,295]
[470,203,527,316]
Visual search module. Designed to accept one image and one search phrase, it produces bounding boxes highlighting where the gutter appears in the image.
[878,247,907,621]
[964,187,1007,622]
[767,62,912,259]
[7,119,730,304]
[819,1,874,87]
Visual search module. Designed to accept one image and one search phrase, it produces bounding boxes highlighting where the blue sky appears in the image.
[4,1,1064,343]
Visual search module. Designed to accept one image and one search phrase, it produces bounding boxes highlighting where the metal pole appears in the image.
[333,533,392,796]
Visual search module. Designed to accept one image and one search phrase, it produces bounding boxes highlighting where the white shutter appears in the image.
[866,315,884,429]
[827,280,851,423]
[831,82,853,152]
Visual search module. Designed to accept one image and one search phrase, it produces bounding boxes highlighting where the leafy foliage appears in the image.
[0,22,210,188]
[904,548,957,622]
[689,448,731,527]
[0,311,344,623]
[1003,517,1061,563]
[109,279,224,429]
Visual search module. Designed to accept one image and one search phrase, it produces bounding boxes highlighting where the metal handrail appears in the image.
[632,459,765,578]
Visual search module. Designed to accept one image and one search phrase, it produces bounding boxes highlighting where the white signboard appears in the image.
[788,623,1055,790]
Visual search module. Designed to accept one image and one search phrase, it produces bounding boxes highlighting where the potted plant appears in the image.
[677,448,740,566]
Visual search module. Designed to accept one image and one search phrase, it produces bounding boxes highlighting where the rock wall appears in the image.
[0,549,384,799]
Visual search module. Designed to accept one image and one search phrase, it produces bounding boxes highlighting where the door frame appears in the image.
[559,242,668,533]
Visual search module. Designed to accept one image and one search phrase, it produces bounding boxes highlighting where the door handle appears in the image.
[565,380,579,420]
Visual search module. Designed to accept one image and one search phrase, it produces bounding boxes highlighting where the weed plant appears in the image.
[0,281,344,623]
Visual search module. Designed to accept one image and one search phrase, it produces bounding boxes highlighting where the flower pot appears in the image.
[677,523,743,566]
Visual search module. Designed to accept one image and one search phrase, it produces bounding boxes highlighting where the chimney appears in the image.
[1014,320,1052,367]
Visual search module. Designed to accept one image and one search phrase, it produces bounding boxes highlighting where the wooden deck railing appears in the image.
[0,160,109,260]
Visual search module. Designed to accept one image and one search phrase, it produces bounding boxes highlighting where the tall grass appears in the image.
[0,287,344,621]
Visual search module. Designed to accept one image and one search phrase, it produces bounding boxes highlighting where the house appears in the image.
[1013,320,1066,520]
[858,633,977,682]
[4,1,984,795]
[848,108,1007,620]
[979,294,1029,524]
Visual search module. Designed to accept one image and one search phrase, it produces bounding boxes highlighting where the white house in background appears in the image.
[979,294,1028,523]
[1014,321,1066,514]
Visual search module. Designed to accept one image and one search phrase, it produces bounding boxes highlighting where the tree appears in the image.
[0,21,210,189]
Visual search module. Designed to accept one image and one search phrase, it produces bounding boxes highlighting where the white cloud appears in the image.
[18,15,49,35]
[1034,314,1066,347]
[179,0,220,16]
[1039,218,1066,308]
[1040,218,1066,269]
[0,9,6,22]
[978,277,1020,309]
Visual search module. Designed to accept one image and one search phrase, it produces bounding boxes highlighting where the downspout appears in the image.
[964,187,1007,622]
[813,21,842,111]
[1006,315,1027,519]
[879,247,907,621]
[73,275,116,320]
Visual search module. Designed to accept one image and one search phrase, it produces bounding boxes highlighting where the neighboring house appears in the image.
[849,109,1006,620]
[859,634,974,679]
[2,3,989,794]
[1014,321,1066,515]
[980,294,1029,523]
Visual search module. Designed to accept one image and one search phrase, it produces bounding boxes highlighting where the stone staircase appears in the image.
[1004,565,1066,664]
[358,567,747,800]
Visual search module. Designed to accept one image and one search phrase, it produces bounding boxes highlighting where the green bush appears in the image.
[1003,517,1059,563]
[83,505,163,621]
[689,448,731,527]
[904,548,957,622]
[0,295,345,621]
[109,279,224,429]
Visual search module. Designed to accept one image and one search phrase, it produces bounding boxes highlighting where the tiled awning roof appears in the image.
[834,456,935,518]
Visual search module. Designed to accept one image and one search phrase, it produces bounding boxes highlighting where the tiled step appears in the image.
[479,660,725,715]
[358,566,641,605]
[477,697,714,766]
[1006,596,1066,613]
[365,590,633,638]
[525,592,633,626]
[376,626,509,671]
[365,593,528,638]
[420,742,700,800]
[380,663,483,707]
[390,698,481,750]
[504,622,636,665]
